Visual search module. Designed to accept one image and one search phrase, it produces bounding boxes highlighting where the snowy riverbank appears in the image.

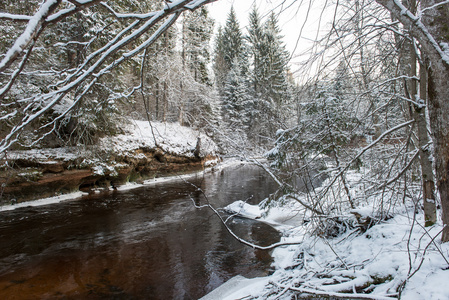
[0,120,219,203]
[204,189,449,299]
[0,158,249,212]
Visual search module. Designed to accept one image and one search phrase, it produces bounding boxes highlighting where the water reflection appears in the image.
[0,163,280,299]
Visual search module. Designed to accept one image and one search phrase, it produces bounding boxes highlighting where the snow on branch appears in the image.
[0,0,216,153]
[0,0,60,73]
[277,285,397,300]
[100,2,157,20]
[376,0,449,65]
[185,179,303,251]
[421,0,449,14]
[319,120,415,199]
[45,2,100,23]
[0,13,32,22]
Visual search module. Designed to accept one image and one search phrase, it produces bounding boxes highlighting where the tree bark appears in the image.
[400,0,436,226]
[421,0,449,240]
[416,60,437,226]
[376,0,449,240]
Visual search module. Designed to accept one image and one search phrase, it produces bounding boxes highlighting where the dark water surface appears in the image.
[0,163,280,299]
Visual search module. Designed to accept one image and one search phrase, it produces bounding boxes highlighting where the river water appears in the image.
[0,163,280,299]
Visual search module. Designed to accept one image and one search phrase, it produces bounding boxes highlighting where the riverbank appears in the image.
[0,157,248,212]
[205,179,449,299]
[0,120,219,205]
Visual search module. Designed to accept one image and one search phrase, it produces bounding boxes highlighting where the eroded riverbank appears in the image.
[0,120,219,204]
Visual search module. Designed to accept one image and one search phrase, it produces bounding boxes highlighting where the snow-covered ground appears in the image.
[100,120,218,158]
[5,120,218,163]
[210,197,449,299]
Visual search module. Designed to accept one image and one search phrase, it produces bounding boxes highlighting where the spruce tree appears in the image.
[212,6,250,142]
[246,10,290,141]
[247,5,264,97]
[261,12,289,109]
[223,58,250,134]
[213,6,247,95]
[182,7,214,85]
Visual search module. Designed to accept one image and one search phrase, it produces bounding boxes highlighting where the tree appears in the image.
[0,0,215,153]
[182,6,214,85]
[212,25,227,95]
[246,9,290,143]
[263,0,425,238]
[212,7,247,95]
[211,6,252,150]
[393,0,437,227]
[222,58,251,132]
[375,0,449,241]
[260,12,289,110]
[247,5,264,97]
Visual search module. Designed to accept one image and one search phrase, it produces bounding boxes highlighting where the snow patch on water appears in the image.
[0,191,87,212]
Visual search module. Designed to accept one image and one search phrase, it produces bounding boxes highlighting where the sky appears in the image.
[207,0,334,73]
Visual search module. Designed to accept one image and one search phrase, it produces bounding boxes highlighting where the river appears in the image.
[0,162,280,299]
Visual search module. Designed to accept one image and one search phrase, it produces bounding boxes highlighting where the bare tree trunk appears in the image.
[163,81,168,122]
[427,60,449,239]
[156,81,160,120]
[163,31,169,123]
[179,19,186,126]
[376,0,449,241]
[416,60,437,226]
[400,0,436,226]
[420,0,449,240]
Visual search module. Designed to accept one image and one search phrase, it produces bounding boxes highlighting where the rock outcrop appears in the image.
[0,120,220,204]
[0,147,218,204]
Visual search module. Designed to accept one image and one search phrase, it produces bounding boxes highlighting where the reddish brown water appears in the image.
[0,163,280,299]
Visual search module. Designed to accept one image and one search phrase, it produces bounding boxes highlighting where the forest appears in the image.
[1,0,449,299]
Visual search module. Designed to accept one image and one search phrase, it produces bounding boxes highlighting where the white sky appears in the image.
[207,0,334,72]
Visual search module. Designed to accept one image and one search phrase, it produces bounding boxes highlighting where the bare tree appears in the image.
[375,0,449,241]
[0,0,215,153]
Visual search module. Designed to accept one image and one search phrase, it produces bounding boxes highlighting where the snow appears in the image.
[391,0,449,65]
[214,188,449,299]
[0,0,58,70]
[0,191,88,212]
[101,120,218,158]
[4,120,217,166]
[200,276,271,300]
[0,13,32,21]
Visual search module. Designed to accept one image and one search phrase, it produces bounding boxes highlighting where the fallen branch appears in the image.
[183,177,303,250]
[279,285,397,300]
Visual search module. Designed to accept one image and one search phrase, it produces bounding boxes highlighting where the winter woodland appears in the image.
[1,0,449,299]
